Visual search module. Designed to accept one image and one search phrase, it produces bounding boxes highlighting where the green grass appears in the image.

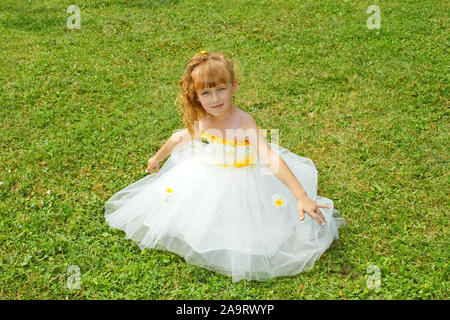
[0,0,448,299]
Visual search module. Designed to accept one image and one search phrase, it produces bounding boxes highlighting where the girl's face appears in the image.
[195,80,238,117]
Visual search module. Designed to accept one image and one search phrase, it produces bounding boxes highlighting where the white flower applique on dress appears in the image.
[161,186,174,201]
[272,193,287,208]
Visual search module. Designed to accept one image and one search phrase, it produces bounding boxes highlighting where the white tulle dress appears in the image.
[105,129,346,283]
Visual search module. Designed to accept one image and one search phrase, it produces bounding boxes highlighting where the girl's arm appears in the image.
[242,116,329,226]
[153,128,192,163]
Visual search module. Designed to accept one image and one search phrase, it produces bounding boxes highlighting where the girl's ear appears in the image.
[232,81,238,93]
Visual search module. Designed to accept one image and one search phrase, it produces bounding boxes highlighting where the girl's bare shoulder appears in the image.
[171,128,194,144]
[237,109,258,129]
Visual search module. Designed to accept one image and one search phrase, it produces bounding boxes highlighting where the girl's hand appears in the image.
[296,194,330,226]
[146,156,160,174]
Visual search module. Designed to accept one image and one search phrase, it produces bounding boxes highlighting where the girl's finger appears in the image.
[309,210,323,226]
[316,208,326,223]
[312,213,322,226]
[299,210,305,221]
[317,202,331,208]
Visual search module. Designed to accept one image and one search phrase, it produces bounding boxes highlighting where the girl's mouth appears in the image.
[211,104,224,108]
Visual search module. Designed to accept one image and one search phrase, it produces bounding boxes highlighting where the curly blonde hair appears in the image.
[176,51,238,138]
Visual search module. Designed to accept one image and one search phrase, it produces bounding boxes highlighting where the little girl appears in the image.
[105,51,346,283]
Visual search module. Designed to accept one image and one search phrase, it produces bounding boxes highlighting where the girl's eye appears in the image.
[201,87,225,95]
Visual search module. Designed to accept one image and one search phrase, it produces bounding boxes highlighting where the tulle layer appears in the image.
[105,141,346,283]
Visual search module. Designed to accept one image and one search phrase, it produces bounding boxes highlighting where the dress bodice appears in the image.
[200,131,258,168]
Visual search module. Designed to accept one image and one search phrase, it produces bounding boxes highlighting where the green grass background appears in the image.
[0,0,448,299]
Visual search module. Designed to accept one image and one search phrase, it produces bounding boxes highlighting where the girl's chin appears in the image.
[209,107,225,113]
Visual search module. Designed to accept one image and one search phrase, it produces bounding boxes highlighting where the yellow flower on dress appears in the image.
[272,193,287,208]
[161,186,174,201]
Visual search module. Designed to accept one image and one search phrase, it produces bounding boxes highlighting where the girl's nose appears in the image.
[211,91,220,102]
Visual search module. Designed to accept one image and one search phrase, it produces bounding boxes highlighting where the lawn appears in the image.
[0,0,448,299]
